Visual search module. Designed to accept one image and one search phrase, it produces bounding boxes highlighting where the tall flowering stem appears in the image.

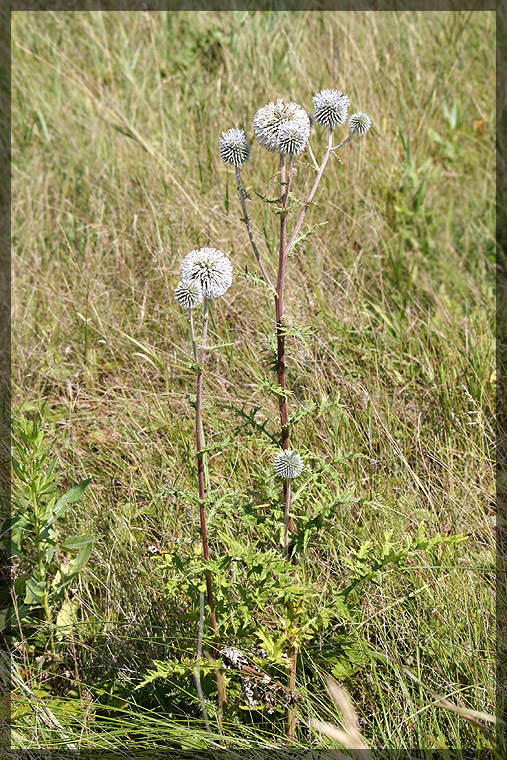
[176,249,233,713]
[176,249,233,636]
[276,153,290,452]
[194,297,218,633]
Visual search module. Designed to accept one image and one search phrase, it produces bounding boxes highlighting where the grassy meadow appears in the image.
[8,10,497,755]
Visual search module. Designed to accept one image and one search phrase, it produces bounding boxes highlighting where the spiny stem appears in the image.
[276,154,292,453]
[235,165,276,293]
[195,297,217,634]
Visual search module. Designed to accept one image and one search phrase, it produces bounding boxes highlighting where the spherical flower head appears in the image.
[219,128,250,165]
[174,279,203,310]
[180,247,233,300]
[313,89,349,129]
[349,112,372,136]
[273,450,304,480]
[277,120,309,155]
[253,99,311,153]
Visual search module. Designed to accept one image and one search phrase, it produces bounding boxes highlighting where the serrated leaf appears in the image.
[287,222,328,255]
[238,268,277,296]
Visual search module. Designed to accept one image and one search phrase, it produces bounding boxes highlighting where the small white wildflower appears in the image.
[273,450,304,480]
[253,99,310,153]
[180,248,233,300]
[313,89,349,129]
[277,120,310,155]
[174,280,203,310]
[349,112,372,136]
[219,128,250,165]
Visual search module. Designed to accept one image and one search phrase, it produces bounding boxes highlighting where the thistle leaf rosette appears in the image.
[180,248,233,300]
[174,280,204,309]
[349,112,372,136]
[273,450,304,480]
[253,99,310,153]
[313,89,349,129]
[219,128,250,165]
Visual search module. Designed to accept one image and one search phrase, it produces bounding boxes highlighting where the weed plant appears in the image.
[8,9,497,755]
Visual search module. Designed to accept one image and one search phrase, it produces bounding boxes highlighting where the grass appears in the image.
[8,9,497,755]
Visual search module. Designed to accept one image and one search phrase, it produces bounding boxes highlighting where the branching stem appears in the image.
[286,128,334,256]
[235,165,276,292]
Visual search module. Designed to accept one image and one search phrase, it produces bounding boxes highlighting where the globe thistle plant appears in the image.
[175,247,234,640]
[219,90,370,736]
[181,247,233,300]
[219,128,250,166]
[313,88,349,129]
[253,99,310,153]
[349,112,372,136]
[174,279,204,310]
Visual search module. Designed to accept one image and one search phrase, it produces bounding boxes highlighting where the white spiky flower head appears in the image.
[174,279,203,310]
[253,99,311,153]
[349,112,372,136]
[273,450,304,480]
[219,128,250,165]
[313,89,349,129]
[277,120,310,155]
[180,248,233,300]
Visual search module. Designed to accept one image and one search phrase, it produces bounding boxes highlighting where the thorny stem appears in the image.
[235,165,276,293]
[195,298,217,635]
[286,127,334,256]
[276,154,292,454]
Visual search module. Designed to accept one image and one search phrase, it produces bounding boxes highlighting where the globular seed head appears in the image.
[349,112,372,136]
[273,450,304,480]
[277,120,310,155]
[313,89,349,129]
[174,279,204,309]
[219,128,250,165]
[180,247,233,300]
[253,99,310,153]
